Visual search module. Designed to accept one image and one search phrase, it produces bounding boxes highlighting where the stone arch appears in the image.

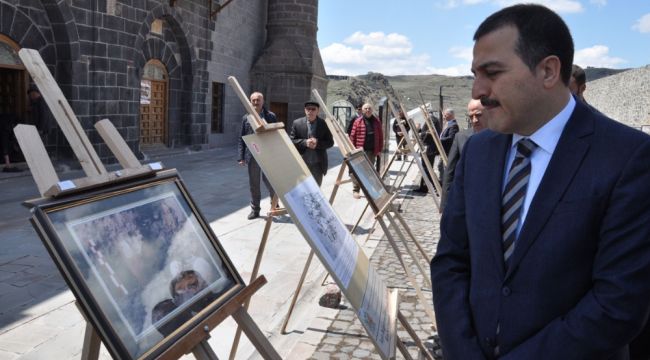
[40,0,80,62]
[134,4,197,148]
[0,2,55,66]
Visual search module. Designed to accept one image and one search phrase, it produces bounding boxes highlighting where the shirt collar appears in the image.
[447,119,457,127]
[512,95,575,155]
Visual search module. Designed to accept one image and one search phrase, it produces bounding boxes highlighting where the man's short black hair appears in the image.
[473,4,574,86]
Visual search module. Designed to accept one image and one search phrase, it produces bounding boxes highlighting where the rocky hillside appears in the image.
[327,73,473,120]
[585,66,650,129]
[327,66,650,130]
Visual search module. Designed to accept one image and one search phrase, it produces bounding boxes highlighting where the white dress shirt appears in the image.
[503,95,576,237]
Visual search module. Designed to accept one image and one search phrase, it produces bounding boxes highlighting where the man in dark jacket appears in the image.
[27,84,47,135]
[237,92,277,220]
[290,101,334,186]
[392,110,410,161]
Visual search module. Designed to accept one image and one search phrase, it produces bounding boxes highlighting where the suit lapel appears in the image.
[478,132,511,278]
[505,103,594,279]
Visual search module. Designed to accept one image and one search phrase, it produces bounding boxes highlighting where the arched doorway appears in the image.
[0,34,28,119]
[139,59,168,146]
[0,34,28,165]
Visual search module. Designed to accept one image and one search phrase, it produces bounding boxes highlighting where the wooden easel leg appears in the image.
[384,211,432,289]
[398,310,435,360]
[328,162,347,204]
[80,322,101,360]
[377,218,437,326]
[350,202,370,235]
[280,249,315,334]
[192,340,220,360]
[229,195,280,360]
[232,307,282,360]
[397,338,415,360]
[388,206,432,264]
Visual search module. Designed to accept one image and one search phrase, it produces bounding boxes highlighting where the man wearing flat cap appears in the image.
[290,101,334,186]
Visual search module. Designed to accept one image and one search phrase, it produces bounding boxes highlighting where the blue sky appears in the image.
[317,0,650,76]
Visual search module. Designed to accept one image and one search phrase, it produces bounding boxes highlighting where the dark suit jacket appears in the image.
[290,116,334,175]
[440,128,473,210]
[422,120,458,156]
[431,100,650,359]
[238,108,277,162]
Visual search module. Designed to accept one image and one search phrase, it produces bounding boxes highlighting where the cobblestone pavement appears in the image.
[309,175,444,359]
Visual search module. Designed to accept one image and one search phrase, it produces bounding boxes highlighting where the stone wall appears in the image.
[1,0,326,162]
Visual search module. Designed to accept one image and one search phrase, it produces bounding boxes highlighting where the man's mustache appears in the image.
[480,97,500,107]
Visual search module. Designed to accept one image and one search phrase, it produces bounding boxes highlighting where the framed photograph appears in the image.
[345,151,392,212]
[29,173,243,359]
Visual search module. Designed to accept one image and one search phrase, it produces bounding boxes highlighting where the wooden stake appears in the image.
[418,91,448,166]
[18,49,106,177]
[95,119,141,169]
[13,125,58,197]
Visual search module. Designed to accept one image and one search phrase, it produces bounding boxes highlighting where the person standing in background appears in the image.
[237,92,277,220]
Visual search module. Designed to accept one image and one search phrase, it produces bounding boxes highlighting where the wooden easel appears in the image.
[77,276,275,360]
[350,159,436,329]
[385,93,443,212]
[418,91,448,169]
[224,83,365,357]
[17,48,280,360]
[229,77,433,360]
[349,135,416,235]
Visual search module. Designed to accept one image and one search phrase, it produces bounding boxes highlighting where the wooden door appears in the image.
[139,60,168,146]
[270,102,288,127]
[0,34,27,119]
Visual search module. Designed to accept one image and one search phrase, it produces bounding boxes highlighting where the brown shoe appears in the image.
[352,191,361,199]
[247,210,259,220]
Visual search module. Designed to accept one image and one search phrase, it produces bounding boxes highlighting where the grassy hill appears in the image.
[326,67,628,123]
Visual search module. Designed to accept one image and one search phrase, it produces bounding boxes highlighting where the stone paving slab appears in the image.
[306,157,445,359]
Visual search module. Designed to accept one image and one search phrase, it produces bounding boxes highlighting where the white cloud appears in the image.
[344,32,411,47]
[321,32,475,76]
[633,13,650,33]
[430,64,473,76]
[574,45,627,68]
[321,31,436,75]
[449,46,474,62]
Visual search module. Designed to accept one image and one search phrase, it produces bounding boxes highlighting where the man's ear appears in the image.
[538,55,562,89]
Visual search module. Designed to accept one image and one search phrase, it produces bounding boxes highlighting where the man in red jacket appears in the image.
[349,103,383,199]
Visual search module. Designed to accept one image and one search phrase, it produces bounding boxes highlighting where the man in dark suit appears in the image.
[237,91,277,220]
[430,4,650,359]
[440,99,486,210]
[290,101,334,186]
[415,109,457,193]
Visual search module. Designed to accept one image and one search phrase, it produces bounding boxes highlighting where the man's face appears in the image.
[471,26,544,135]
[305,106,318,121]
[250,93,264,113]
[362,105,373,117]
[467,100,486,132]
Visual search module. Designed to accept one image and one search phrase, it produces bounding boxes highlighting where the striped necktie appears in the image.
[501,138,537,267]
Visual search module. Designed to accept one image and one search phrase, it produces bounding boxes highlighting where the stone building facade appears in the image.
[0,0,326,162]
